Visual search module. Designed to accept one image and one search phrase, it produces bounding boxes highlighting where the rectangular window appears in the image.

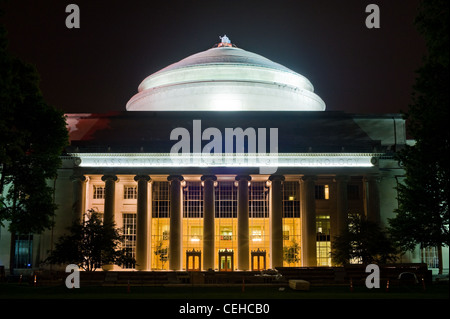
[93,185,105,199]
[189,225,202,242]
[250,226,262,242]
[316,215,331,266]
[183,181,203,218]
[215,181,237,218]
[249,182,269,218]
[122,213,136,269]
[14,234,33,269]
[283,181,300,218]
[124,186,137,199]
[152,181,170,218]
[315,185,329,200]
[422,247,440,269]
[220,226,233,241]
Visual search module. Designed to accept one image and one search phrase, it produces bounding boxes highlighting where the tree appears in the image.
[331,214,398,266]
[388,0,449,274]
[46,209,135,271]
[0,15,68,273]
[154,242,168,269]
[283,240,300,265]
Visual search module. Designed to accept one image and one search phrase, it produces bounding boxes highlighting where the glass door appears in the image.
[218,249,234,271]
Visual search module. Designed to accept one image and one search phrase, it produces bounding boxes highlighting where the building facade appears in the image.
[1,37,447,273]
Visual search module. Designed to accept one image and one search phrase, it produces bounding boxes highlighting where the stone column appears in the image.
[269,175,284,268]
[236,175,251,271]
[334,175,349,236]
[364,174,380,224]
[168,175,183,270]
[101,174,118,227]
[202,175,216,271]
[71,175,86,223]
[101,174,117,270]
[300,175,317,267]
[135,175,151,270]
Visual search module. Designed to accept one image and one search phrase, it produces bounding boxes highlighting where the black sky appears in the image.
[1,0,426,115]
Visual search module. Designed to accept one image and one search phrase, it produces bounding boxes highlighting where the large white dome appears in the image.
[126,38,326,111]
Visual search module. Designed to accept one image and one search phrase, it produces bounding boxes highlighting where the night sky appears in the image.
[2,0,426,115]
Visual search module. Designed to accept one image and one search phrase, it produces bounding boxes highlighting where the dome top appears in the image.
[148,43,295,82]
[127,37,326,111]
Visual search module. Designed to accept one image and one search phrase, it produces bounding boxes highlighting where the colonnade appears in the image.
[70,173,380,270]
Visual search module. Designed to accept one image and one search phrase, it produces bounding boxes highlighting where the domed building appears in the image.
[2,36,446,277]
[126,36,325,112]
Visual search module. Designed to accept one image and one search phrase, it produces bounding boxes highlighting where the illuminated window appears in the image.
[282,181,301,267]
[93,185,105,199]
[220,226,233,240]
[122,213,136,269]
[316,215,331,266]
[250,226,262,242]
[151,181,170,270]
[189,226,202,242]
[124,186,137,199]
[315,185,329,200]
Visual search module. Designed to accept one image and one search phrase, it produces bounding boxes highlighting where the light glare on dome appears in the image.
[212,94,242,111]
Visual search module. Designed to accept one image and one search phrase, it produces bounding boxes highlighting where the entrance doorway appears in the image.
[186,249,201,271]
[251,248,266,271]
[218,249,234,272]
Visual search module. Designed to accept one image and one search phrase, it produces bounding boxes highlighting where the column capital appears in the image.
[235,174,251,181]
[70,175,86,182]
[300,175,317,182]
[269,174,285,182]
[101,174,118,182]
[134,175,151,182]
[201,175,217,181]
[167,175,184,182]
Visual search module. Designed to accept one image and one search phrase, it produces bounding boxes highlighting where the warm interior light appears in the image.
[324,185,329,200]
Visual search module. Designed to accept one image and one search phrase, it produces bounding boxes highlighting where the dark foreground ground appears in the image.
[0,282,448,299]
[1,282,448,317]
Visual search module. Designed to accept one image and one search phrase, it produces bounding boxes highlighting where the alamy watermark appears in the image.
[365,4,380,29]
[169,120,279,174]
[365,264,380,289]
[65,264,80,288]
[65,4,80,29]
